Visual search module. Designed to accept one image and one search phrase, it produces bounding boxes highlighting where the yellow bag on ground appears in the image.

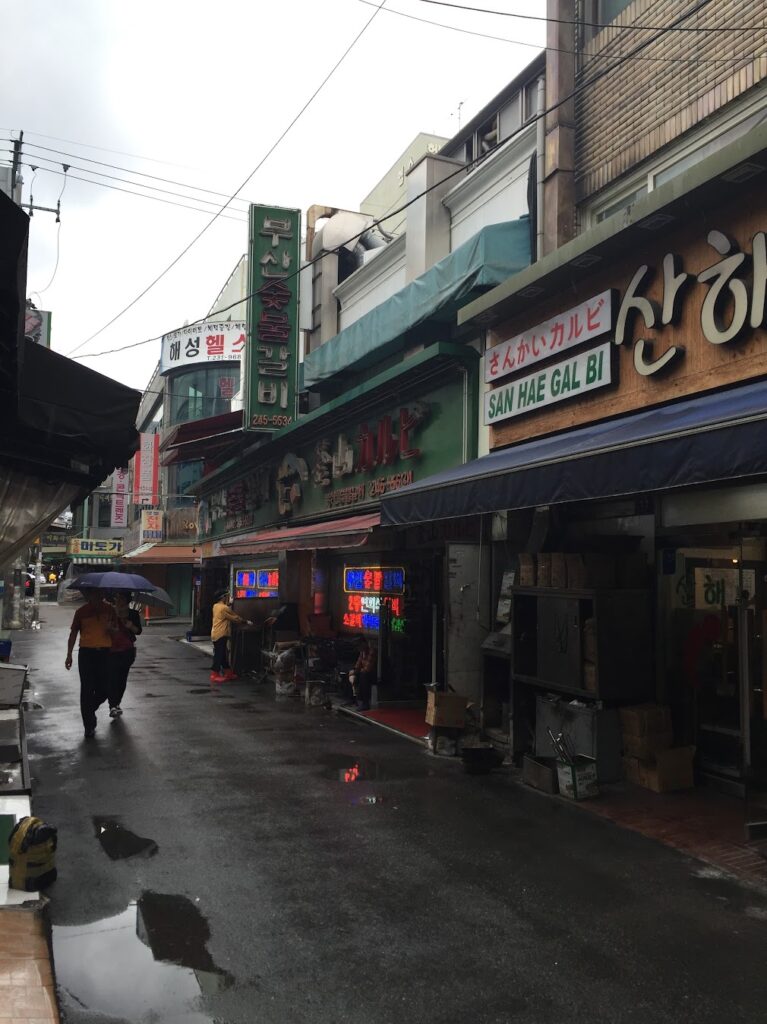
[8,816,57,891]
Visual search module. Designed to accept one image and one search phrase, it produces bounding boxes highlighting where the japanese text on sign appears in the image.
[485,291,613,384]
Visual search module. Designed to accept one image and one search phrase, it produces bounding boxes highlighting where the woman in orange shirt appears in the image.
[65,589,116,738]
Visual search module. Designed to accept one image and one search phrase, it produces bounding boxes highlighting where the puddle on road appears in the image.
[93,817,158,860]
[321,754,389,783]
[320,752,430,783]
[21,700,44,710]
[53,892,232,1024]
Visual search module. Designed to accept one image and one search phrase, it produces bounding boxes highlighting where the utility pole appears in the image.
[10,131,22,201]
[13,130,67,219]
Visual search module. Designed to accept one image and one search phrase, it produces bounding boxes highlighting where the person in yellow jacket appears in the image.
[210,590,248,683]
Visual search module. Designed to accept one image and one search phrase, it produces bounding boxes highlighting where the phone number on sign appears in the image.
[250,414,293,428]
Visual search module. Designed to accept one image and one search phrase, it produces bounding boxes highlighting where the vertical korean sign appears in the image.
[111,468,129,528]
[245,204,301,431]
[132,433,159,505]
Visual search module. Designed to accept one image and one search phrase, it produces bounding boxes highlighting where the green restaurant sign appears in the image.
[201,370,473,538]
[484,342,612,425]
[244,204,301,432]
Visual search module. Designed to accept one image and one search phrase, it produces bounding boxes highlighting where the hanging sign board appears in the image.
[484,342,612,425]
[484,290,613,384]
[244,205,301,431]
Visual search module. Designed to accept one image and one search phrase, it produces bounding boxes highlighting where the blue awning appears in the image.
[302,219,531,389]
[380,379,767,525]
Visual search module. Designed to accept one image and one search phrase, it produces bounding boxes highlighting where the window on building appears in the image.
[166,364,241,427]
[594,184,648,224]
[581,0,634,44]
[523,78,541,124]
[477,114,499,156]
[167,460,203,509]
[96,493,112,528]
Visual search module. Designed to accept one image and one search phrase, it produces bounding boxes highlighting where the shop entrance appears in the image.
[670,548,767,835]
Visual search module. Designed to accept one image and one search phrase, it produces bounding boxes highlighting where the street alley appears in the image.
[14,605,767,1024]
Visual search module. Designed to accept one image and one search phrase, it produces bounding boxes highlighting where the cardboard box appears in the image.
[426,691,467,728]
[518,554,535,587]
[551,552,567,589]
[639,746,695,793]
[536,552,551,588]
[523,754,559,794]
[619,704,672,737]
[556,757,598,800]
[622,730,673,759]
[582,661,598,693]
[566,553,587,589]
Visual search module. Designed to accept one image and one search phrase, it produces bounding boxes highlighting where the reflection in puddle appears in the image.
[321,754,388,783]
[21,700,44,710]
[53,892,232,1024]
[93,817,158,860]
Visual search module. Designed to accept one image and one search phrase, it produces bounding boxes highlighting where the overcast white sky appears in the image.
[0,0,545,392]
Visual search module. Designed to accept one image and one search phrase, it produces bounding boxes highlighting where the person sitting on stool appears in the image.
[353,638,377,711]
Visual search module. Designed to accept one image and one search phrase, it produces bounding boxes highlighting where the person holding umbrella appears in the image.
[65,588,117,738]
[107,591,143,719]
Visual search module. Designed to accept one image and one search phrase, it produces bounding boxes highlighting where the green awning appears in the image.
[302,218,531,389]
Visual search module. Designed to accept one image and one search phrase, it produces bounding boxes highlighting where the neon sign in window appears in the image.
[344,566,405,595]
[235,567,279,599]
[342,593,405,634]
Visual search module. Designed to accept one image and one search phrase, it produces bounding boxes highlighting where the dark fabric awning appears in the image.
[381,380,767,525]
[218,512,380,556]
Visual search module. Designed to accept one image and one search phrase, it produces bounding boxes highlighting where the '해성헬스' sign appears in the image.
[160,321,246,374]
[245,205,301,431]
[485,343,612,425]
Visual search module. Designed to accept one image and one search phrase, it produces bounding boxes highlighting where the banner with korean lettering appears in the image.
[111,467,129,528]
[132,433,159,505]
[160,321,246,374]
[244,204,301,431]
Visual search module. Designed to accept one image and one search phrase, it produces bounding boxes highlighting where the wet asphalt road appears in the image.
[13,604,767,1024]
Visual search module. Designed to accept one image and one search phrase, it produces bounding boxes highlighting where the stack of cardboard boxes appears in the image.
[516,552,644,590]
[620,704,695,792]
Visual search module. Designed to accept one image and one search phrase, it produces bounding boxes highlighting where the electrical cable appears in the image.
[11,153,248,220]
[4,129,197,169]
[356,0,763,65]
[11,160,249,223]
[67,0,390,358]
[72,0,716,368]
[35,169,69,296]
[411,0,759,34]
[12,137,253,208]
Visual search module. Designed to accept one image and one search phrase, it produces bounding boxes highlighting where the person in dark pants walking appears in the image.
[65,589,116,738]
[107,591,142,719]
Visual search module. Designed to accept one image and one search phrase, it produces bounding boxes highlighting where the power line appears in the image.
[35,171,68,295]
[73,0,716,369]
[11,136,253,209]
[358,0,763,65]
[4,129,197,169]
[412,0,757,33]
[8,151,251,218]
[12,160,249,223]
[66,0,390,359]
